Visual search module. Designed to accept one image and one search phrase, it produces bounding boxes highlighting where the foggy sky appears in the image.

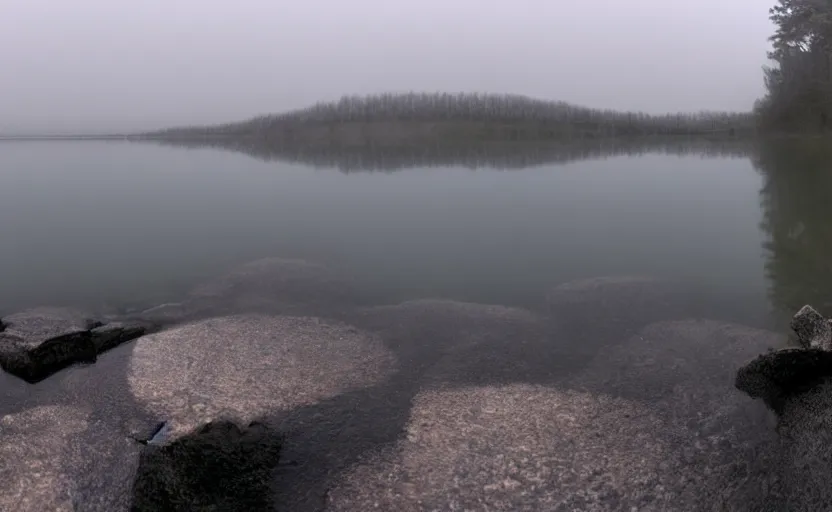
[0,0,773,133]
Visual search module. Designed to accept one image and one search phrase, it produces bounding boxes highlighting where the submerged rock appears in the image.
[188,257,357,318]
[545,276,693,354]
[354,299,544,351]
[128,314,396,438]
[775,380,832,510]
[0,406,140,512]
[327,384,771,511]
[131,419,283,512]
[352,299,570,385]
[0,308,149,383]
[575,319,782,403]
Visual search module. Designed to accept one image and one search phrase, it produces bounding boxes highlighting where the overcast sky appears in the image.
[0,0,773,133]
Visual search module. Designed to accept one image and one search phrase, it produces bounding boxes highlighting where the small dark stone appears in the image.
[131,419,283,511]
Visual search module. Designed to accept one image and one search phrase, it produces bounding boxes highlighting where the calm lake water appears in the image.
[0,139,826,329]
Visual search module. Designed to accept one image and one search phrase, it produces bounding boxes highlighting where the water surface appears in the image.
[0,139,820,328]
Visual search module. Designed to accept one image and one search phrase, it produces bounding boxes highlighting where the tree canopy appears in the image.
[757,0,832,130]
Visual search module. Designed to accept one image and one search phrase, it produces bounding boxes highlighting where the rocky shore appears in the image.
[0,256,822,511]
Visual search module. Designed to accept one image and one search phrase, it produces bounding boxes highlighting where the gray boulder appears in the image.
[790,304,832,349]
[0,307,149,383]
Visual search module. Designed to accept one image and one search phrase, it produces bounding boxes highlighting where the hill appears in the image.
[143,92,755,145]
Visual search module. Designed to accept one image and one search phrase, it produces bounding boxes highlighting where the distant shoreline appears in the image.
[0,135,134,141]
[2,92,759,144]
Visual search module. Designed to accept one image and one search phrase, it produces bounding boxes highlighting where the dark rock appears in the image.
[0,307,148,383]
[131,419,283,512]
[0,405,142,511]
[790,304,832,349]
[0,308,97,383]
[91,322,149,353]
[734,306,832,508]
[735,348,832,414]
[774,379,832,510]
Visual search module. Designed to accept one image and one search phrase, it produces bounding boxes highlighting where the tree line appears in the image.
[148,92,754,140]
[756,0,832,131]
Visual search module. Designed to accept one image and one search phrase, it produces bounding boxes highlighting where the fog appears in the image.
[0,0,773,134]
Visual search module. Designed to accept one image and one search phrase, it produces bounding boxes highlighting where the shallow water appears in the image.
[4,138,830,510]
[0,139,792,326]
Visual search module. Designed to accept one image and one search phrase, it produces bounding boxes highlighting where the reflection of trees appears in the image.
[754,138,832,319]
[153,137,755,173]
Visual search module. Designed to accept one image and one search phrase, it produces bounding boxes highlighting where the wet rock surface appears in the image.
[128,313,397,438]
[332,319,782,511]
[0,265,800,511]
[131,419,284,511]
[736,347,832,413]
[775,380,832,510]
[351,299,564,385]
[0,308,149,383]
[328,384,774,512]
[0,406,140,512]
[736,305,832,510]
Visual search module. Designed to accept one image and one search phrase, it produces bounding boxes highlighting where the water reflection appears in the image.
[754,138,832,323]
[154,136,755,172]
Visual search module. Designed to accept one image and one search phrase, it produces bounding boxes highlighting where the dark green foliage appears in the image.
[757,0,832,131]
[131,419,284,511]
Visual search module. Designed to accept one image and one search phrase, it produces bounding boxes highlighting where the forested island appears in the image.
[143,92,754,146]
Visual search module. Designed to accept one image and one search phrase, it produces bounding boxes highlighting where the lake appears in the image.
[0,138,826,330]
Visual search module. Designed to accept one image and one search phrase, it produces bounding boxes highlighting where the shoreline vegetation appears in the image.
[141,92,757,147]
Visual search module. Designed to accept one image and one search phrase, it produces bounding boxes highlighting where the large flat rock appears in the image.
[327,385,757,511]
[128,314,397,437]
[328,319,785,511]
[0,405,140,512]
[0,308,148,383]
